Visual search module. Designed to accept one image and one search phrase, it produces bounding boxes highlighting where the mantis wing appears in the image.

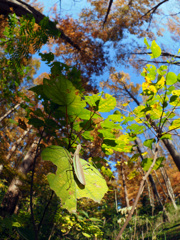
[73,144,86,185]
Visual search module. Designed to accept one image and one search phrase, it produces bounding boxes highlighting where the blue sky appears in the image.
[33,0,179,91]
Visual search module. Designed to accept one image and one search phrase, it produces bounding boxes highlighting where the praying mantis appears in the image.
[72,144,86,186]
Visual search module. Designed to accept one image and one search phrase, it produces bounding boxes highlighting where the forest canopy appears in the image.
[0,0,180,239]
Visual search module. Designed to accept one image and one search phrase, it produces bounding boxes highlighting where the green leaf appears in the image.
[166,86,175,95]
[89,217,102,222]
[160,134,172,140]
[78,210,89,218]
[169,118,180,131]
[129,153,141,163]
[98,94,116,112]
[82,232,91,238]
[85,93,102,109]
[141,157,164,171]
[166,72,177,85]
[98,129,115,138]
[177,73,180,82]
[101,166,113,178]
[169,95,180,106]
[29,85,47,99]
[146,64,157,80]
[101,118,122,129]
[39,52,54,64]
[122,116,135,124]
[143,138,156,149]
[41,146,108,213]
[28,117,44,128]
[150,40,161,58]
[127,124,145,134]
[107,112,123,122]
[144,38,150,49]
[157,65,167,75]
[43,77,86,115]
[81,131,94,140]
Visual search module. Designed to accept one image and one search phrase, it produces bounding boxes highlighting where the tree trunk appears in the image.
[6,127,32,161]
[160,167,177,210]
[0,140,39,216]
[153,169,169,200]
[145,178,155,215]
[148,174,170,222]
[121,162,130,208]
[0,0,80,50]
[148,174,162,204]
[134,138,169,220]
[0,101,22,122]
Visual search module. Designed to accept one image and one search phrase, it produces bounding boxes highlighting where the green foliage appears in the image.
[41,145,108,213]
[1,11,180,240]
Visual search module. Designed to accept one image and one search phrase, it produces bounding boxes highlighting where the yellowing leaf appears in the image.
[169,119,180,131]
[122,102,129,107]
[157,76,165,88]
[172,90,180,96]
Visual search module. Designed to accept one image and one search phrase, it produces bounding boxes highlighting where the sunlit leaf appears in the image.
[166,72,177,85]
[160,134,172,140]
[98,94,116,112]
[169,119,180,131]
[150,40,161,58]
[143,138,155,149]
[141,157,164,171]
[41,146,108,213]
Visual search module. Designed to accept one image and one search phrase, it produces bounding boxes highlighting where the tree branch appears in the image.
[141,0,169,19]
[103,0,113,27]
[0,0,80,50]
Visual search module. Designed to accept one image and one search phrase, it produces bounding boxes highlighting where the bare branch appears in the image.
[141,0,169,20]
[103,0,113,27]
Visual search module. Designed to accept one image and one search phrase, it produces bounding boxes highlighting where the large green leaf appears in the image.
[43,77,86,115]
[41,146,108,213]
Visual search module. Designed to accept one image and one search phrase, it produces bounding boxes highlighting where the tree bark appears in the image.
[0,140,39,216]
[153,169,169,200]
[6,127,32,161]
[145,178,155,215]
[120,162,130,208]
[148,174,163,206]
[160,167,177,210]
[0,101,22,123]
[0,0,80,50]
